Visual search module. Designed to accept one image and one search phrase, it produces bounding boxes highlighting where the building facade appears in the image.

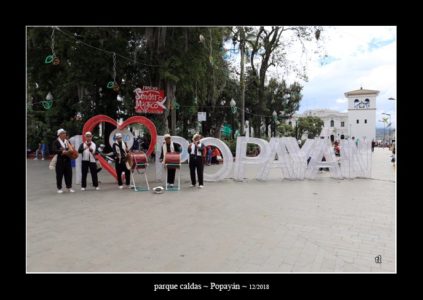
[287,109,349,141]
[345,87,379,142]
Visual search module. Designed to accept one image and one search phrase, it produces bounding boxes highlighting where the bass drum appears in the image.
[127,152,148,170]
[164,152,181,168]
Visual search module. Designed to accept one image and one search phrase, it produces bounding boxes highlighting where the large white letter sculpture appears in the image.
[339,139,372,178]
[200,137,234,181]
[155,135,190,181]
[283,137,308,179]
[257,138,294,180]
[152,135,372,182]
[69,135,82,185]
[233,137,271,181]
[305,138,342,179]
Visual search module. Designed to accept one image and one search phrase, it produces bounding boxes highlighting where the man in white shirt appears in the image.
[188,133,205,188]
[78,131,100,191]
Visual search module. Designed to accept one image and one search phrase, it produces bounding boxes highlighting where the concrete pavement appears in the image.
[26,147,395,272]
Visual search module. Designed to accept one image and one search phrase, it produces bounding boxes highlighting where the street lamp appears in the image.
[382,113,391,145]
[230,98,236,113]
[378,118,388,146]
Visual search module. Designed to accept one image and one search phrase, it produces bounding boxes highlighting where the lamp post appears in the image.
[382,113,391,146]
[272,110,277,137]
[378,118,388,146]
[230,98,236,139]
[388,97,396,143]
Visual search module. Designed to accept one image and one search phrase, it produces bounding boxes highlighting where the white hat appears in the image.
[164,133,171,139]
[115,133,122,138]
[57,128,66,136]
[85,131,92,136]
[192,133,201,141]
[152,186,164,194]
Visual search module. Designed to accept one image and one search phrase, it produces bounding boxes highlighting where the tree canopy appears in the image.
[27,26,323,151]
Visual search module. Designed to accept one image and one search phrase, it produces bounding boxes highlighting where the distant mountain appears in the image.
[375,127,395,141]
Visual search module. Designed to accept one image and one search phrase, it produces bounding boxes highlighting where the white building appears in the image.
[345,87,379,142]
[286,87,379,141]
[288,109,349,141]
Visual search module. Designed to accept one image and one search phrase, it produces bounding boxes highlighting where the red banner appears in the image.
[134,86,166,114]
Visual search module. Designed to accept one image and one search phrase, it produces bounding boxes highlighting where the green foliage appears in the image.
[296,116,324,139]
[27,26,322,143]
[277,124,296,137]
[222,138,237,156]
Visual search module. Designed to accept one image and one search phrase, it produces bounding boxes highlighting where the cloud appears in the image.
[296,26,396,127]
[225,26,396,127]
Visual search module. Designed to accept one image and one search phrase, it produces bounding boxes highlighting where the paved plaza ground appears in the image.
[26,147,395,272]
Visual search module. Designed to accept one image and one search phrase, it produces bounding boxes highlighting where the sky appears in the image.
[226,26,397,128]
[295,26,396,128]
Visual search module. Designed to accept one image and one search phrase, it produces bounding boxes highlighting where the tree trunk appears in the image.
[166,81,177,135]
[240,27,246,136]
[185,28,188,53]
[265,118,270,138]
[159,27,167,50]
[182,117,188,139]
[252,116,261,138]
[104,122,115,153]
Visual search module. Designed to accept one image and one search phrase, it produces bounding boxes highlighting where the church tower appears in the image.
[345,87,379,141]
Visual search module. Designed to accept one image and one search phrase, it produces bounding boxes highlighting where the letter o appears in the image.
[200,137,233,181]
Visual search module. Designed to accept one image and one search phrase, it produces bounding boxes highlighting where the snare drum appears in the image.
[164,152,181,168]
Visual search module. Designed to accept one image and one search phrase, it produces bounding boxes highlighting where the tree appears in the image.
[277,123,296,137]
[245,26,322,138]
[296,116,324,140]
[264,79,302,137]
[27,27,136,151]
[143,27,232,137]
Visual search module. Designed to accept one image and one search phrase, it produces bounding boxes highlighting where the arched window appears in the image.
[354,99,359,108]
[364,98,370,108]
[330,120,334,127]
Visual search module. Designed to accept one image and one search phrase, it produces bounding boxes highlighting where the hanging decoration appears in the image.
[44,27,60,65]
[107,52,120,91]
[41,92,53,110]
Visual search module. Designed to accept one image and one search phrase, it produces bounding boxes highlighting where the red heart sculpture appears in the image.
[82,115,157,180]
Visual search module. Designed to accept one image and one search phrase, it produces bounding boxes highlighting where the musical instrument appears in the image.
[164,152,181,168]
[66,141,79,159]
[126,152,148,170]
